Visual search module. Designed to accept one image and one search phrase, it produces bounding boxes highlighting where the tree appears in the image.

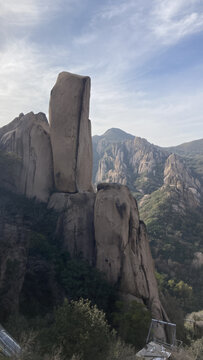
[46,299,114,360]
[112,301,151,350]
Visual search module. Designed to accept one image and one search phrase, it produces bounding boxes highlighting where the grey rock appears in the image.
[164,153,201,207]
[0,112,54,202]
[94,183,167,321]
[192,252,203,269]
[94,135,167,194]
[48,192,96,264]
[49,71,93,193]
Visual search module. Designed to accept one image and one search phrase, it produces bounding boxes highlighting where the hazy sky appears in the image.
[0,0,203,146]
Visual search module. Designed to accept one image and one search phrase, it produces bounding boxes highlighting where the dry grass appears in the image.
[107,338,137,360]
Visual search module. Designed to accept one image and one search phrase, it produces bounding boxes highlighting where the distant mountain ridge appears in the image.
[93,128,203,187]
[93,128,203,154]
[93,128,134,143]
[166,138,203,156]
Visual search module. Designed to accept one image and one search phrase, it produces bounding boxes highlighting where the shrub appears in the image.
[112,300,151,350]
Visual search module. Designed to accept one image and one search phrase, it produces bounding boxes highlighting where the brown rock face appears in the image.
[94,183,167,321]
[0,112,54,202]
[49,72,93,193]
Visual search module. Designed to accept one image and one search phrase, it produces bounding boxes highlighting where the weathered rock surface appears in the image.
[49,71,93,193]
[164,153,201,207]
[94,183,167,321]
[0,112,54,202]
[192,252,203,269]
[48,192,96,264]
[93,131,167,194]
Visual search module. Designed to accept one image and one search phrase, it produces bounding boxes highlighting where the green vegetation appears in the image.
[171,337,203,360]
[2,301,202,360]
[20,242,117,318]
[183,154,203,184]
[140,186,203,312]
[168,138,203,157]
[0,187,117,318]
[112,301,151,349]
[43,299,114,360]
[0,150,22,166]
[0,151,22,190]
[133,162,164,195]
[3,300,139,360]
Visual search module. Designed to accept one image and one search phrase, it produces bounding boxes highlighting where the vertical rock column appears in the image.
[49,71,93,193]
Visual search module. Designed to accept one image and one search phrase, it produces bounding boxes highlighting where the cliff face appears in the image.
[48,191,96,265]
[0,72,166,323]
[0,112,54,202]
[163,153,201,208]
[93,131,168,195]
[94,183,165,320]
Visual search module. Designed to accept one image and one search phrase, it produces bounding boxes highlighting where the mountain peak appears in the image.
[93,128,134,143]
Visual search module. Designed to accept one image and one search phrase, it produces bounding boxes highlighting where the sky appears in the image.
[0,0,203,146]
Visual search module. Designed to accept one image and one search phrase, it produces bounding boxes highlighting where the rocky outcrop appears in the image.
[47,181,167,321]
[93,132,167,194]
[164,153,201,207]
[94,183,166,321]
[48,192,96,264]
[49,72,93,193]
[0,112,54,202]
[127,137,166,175]
[192,252,203,269]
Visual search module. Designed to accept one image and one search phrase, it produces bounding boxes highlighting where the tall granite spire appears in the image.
[49,71,93,193]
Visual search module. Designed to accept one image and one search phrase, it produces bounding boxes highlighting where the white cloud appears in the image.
[74,33,97,45]
[0,39,63,123]
[153,0,190,21]
[91,80,203,146]
[0,0,62,27]
[98,0,137,20]
[0,0,203,146]
[152,0,203,44]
